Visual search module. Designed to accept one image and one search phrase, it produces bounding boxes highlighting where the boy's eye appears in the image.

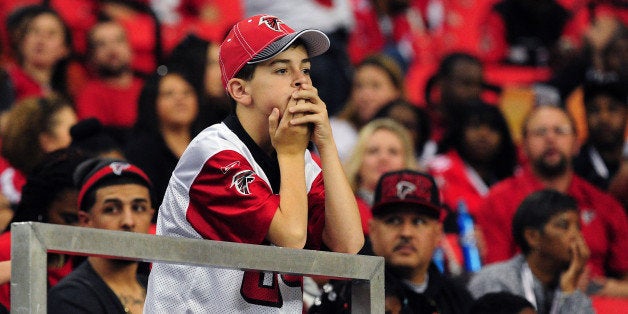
[552,218,574,231]
[302,68,311,75]
[275,68,287,74]
[133,203,148,212]
[102,206,119,214]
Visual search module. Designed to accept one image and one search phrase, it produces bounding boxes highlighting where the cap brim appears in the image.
[372,201,441,220]
[248,29,330,64]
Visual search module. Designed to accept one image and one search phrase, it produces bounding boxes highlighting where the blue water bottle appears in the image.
[432,245,445,273]
[457,199,482,272]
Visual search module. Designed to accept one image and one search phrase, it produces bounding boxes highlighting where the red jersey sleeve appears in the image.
[185,150,279,245]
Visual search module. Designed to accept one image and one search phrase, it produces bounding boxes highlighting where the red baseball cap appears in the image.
[219,14,330,88]
[372,170,444,220]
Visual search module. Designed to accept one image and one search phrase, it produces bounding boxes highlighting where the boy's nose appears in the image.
[120,208,136,231]
[293,72,308,88]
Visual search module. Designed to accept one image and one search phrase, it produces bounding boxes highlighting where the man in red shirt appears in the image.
[476,105,628,297]
[75,19,143,146]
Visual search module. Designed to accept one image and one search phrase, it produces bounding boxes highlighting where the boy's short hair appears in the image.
[512,189,578,255]
[469,292,535,314]
[219,14,330,88]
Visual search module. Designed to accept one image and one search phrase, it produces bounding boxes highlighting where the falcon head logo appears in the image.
[109,162,131,175]
[259,15,284,32]
[230,170,255,195]
[396,181,416,200]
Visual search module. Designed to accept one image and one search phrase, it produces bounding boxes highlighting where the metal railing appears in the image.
[11,222,384,313]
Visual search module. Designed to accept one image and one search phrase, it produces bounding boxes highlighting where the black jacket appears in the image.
[309,261,473,313]
[48,261,147,314]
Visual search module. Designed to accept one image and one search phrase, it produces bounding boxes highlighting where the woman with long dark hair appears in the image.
[428,102,518,216]
[124,66,202,215]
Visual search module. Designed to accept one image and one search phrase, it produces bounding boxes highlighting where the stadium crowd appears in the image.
[0,0,626,313]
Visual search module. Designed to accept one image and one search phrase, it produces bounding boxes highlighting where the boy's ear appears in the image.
[226,78,252,106]
[78,210,92,227]
[524,228,540,251]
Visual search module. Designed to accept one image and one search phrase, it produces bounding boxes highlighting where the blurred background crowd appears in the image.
[0,0,626,313]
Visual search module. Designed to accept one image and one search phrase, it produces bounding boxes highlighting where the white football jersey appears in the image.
[145,117,326,313]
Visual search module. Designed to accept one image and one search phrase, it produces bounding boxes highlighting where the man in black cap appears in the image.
[310,170,473,313]
[47,158,155,314]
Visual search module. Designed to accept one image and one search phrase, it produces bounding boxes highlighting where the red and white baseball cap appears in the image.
[372,170,445,221]
[219,14,330,88]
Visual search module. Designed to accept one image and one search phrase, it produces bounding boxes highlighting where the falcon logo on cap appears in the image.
[396,181,416,200]
[581,209,595,225]
[109,162,131,175]
[231,170,255,195]
[259,15,283,32]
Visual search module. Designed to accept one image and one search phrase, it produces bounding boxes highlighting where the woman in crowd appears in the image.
[331,54,405,162]
[166,34,230,127]
[343,118,417,234]
[0,94,77,221]
[124,66,202,215]
[428,102,518,217]
[426,102,517,276]
[4,5,72,101]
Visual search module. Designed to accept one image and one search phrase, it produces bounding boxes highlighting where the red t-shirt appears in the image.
[476,166,628,278]
[428,150,490,217]
[75,78,143,128]
[6,64,45,102]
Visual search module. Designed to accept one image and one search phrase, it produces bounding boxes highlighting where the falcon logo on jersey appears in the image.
[231,170,255,195]
[221,161,241,174]
[396,181,416,200]
[259,16,283,32]
[109,162,131,175]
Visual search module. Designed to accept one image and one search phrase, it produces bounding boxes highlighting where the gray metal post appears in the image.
[352,259,385,313]
[11,222,48,313]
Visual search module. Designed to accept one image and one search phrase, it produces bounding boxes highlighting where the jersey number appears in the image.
[240,271,301,307]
